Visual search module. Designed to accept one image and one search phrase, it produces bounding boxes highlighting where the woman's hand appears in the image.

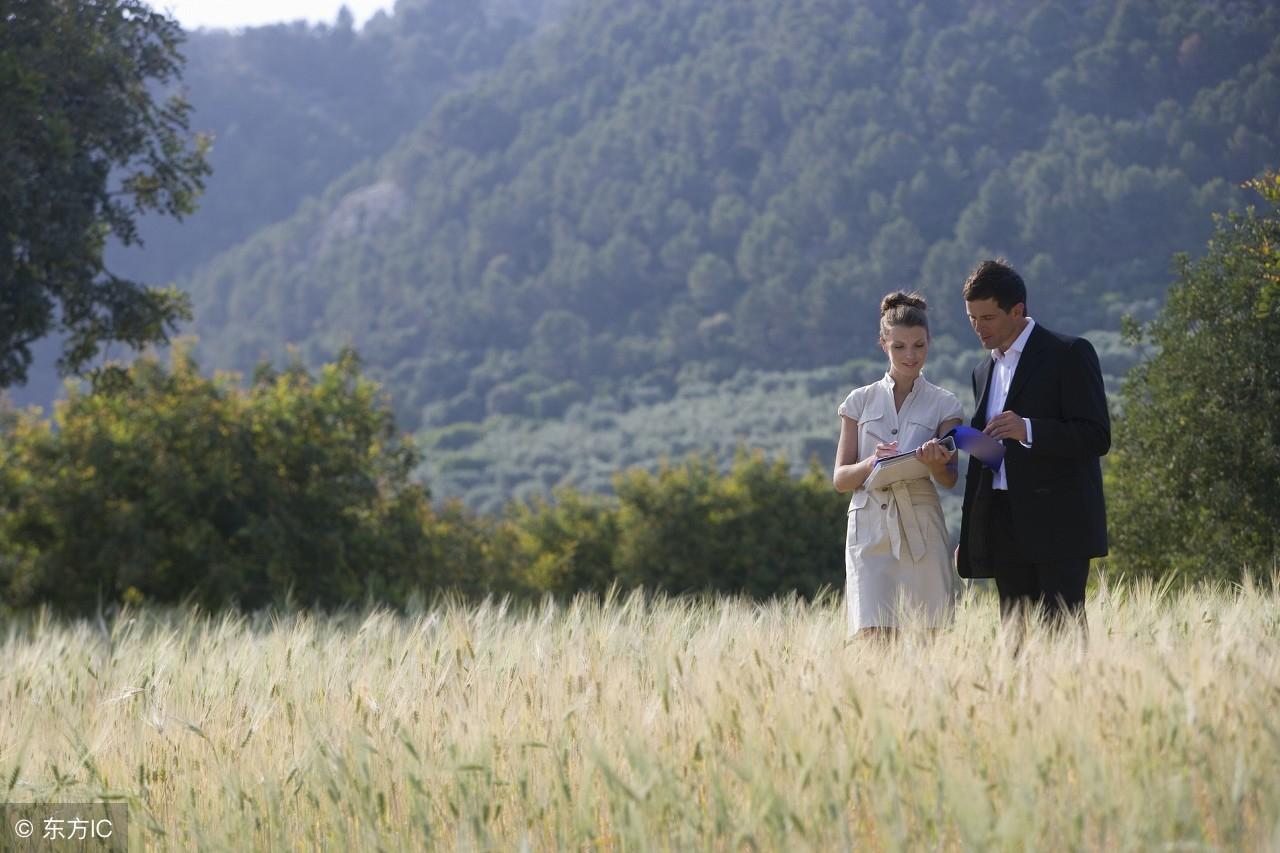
[915,438,955,475]
[858,442,899,470]
[872,441,899,460]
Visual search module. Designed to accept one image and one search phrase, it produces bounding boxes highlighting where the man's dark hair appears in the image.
[962,259,1027,312]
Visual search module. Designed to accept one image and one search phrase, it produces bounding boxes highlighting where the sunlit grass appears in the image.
[3,575,1279,850]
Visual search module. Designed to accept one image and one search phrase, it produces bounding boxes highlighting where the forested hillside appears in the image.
[14,0,1278,511]
[182,0,1279,440]
[109,4,535,286]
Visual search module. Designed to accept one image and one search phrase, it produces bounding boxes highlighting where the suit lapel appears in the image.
[972,357,994,429]
[1005,323,1048,407]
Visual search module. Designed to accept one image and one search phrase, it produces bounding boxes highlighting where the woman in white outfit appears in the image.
[833,292,964,638]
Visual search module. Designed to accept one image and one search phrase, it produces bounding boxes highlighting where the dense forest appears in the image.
[13,0,1280,512]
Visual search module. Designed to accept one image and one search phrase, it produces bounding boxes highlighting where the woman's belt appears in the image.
[868,476,939,562]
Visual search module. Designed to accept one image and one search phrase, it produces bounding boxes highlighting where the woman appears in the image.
[833,291,963,638]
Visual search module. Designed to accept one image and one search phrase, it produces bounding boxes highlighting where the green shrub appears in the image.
[613,452,846,598]
[506,451,848,600]
[0,347,506,611]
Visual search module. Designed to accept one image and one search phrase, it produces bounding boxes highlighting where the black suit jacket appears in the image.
[957,323,1111,578]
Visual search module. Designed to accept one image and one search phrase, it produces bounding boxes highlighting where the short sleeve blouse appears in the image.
[838,373,964,456]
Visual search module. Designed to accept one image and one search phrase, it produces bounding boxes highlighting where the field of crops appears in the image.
[3,577,1279,849]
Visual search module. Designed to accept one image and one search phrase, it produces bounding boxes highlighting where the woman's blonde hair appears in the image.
[879,290,929,340]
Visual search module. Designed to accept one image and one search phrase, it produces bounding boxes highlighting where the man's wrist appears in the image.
[1021,417,1033,448]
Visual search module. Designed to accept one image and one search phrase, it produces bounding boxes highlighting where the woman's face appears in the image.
[880,324,929,378]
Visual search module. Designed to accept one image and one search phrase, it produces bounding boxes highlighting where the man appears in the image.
[956,259,1110,629]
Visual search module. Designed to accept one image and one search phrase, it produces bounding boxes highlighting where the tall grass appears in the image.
[3,577,1279,850]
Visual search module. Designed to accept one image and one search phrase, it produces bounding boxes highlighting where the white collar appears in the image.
[992,317,1035,361]
[880,371,928,394]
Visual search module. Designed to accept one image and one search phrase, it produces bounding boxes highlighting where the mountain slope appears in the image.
[182,0,1279,441]
[113,0,566,286]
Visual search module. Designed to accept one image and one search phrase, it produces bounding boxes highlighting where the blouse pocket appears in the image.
[902,415,942,452]
[860,412,894,446]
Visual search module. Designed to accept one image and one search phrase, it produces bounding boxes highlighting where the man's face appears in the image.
[965,298,1025,352]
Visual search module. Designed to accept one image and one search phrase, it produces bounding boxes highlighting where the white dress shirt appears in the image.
[985,318,1036,490]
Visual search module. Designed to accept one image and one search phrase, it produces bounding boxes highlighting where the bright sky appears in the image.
[158,0,393,31]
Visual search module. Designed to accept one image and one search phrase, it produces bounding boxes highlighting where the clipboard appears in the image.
[864,434,955,490]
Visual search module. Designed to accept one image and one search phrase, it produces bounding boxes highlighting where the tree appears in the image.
[0,0,210,389]
[1108,172,1280,581]
[0,347,512,612]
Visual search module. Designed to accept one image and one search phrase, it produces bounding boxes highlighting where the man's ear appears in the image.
[1010,302,1026,320]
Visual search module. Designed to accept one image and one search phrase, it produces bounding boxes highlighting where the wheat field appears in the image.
[3,577,1279,851]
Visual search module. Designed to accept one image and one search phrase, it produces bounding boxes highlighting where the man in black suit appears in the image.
[956,259,1110,628]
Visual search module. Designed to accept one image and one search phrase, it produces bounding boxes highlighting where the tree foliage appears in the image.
[0,0,210,388]
[1109,172,1280,580]
[0,348,512,612]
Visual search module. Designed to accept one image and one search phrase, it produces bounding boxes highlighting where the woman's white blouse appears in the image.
[838,372,964,562]
[838,372,964,458]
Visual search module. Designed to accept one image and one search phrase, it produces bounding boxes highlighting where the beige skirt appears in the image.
[845,477,956,633]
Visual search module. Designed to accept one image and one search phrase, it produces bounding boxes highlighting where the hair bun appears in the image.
[880,291,928,315]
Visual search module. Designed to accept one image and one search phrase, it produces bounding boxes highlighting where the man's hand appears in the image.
[984,410,1027,442]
